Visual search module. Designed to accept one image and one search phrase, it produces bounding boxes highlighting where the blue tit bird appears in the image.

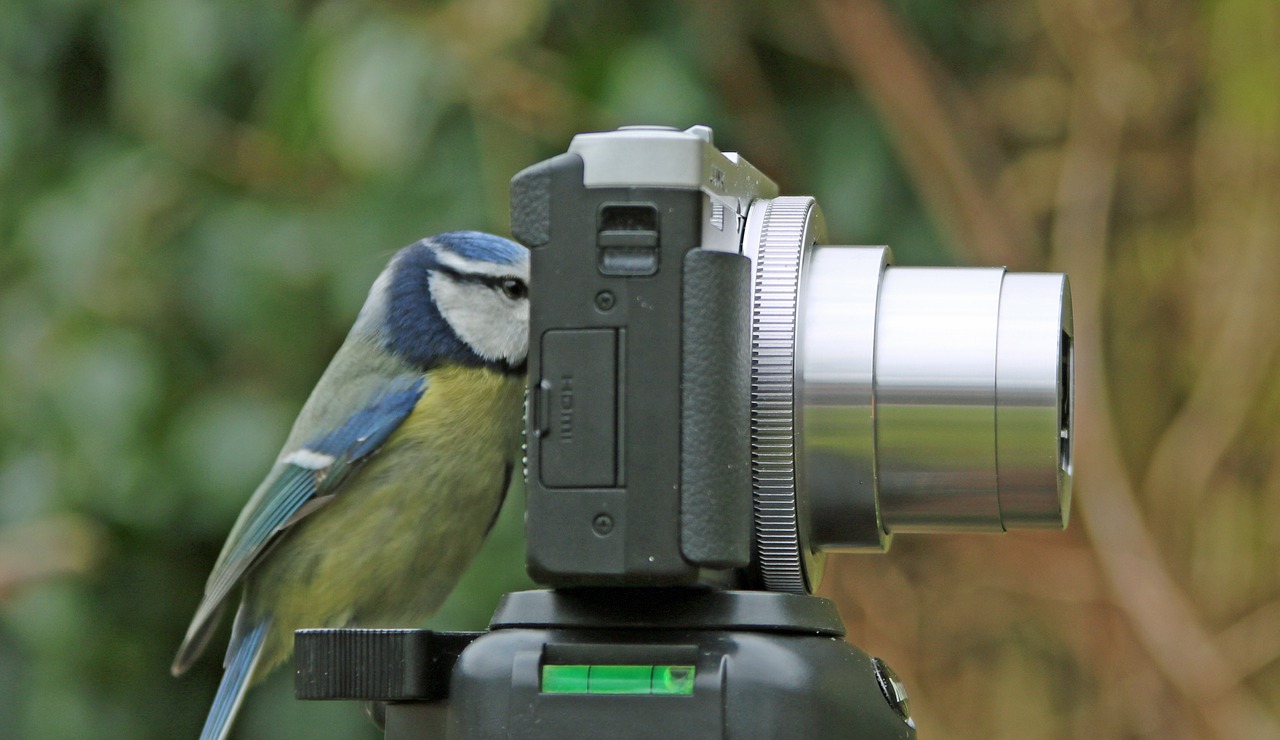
[171,231,530,740]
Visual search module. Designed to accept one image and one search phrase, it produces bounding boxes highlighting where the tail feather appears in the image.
[200,618,270,740]
[172,602,226,677]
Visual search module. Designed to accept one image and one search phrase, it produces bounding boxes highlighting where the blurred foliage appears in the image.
[1,0,1278,738]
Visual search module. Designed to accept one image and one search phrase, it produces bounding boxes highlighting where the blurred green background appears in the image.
[2,0,1278,737]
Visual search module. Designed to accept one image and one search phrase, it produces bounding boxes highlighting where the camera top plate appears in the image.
[568,125,776,196]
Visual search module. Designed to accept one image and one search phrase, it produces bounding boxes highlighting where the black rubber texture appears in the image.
[680,249,752,569]
[294,629,479,701]
[510,154,573,248]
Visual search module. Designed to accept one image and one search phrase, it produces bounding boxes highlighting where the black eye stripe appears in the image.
[432,265,526,293]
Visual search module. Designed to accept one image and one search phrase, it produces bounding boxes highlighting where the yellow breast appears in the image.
[249,364,525,674]
[392,364,524,456]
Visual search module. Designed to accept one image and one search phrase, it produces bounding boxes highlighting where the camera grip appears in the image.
[680,249,752,569]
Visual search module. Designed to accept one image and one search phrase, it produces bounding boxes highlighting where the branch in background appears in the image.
[1139,230,1280,523]
[1216,597,1280,683]
[0,515,103,602]
[692,0,801,188]
[1045,0,1278,733]
[813,0,1039,269]
[1138,0,1280,529]
[815,0,1279,734]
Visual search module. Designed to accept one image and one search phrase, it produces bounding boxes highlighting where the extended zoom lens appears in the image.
[744,197,1073,593]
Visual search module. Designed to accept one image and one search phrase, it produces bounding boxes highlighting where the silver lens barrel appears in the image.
[746,197,1073,587]
[804,256,1073,549]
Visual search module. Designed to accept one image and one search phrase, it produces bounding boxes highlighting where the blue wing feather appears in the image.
[173,375,425,675]
[309,380,426,459]
[201,467,317,611]
[212,376,425,602]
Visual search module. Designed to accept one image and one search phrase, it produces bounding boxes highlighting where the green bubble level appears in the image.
[541,665,696,695]
[651,665,695,695]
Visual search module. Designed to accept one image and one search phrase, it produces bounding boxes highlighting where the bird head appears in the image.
[357,231,530,374]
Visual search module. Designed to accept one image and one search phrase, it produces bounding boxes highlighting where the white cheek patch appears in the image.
[430,272,529,365]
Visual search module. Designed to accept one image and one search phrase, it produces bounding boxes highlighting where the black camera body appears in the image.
[296,126,1074,738]
[515,126,764,588]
